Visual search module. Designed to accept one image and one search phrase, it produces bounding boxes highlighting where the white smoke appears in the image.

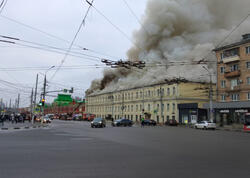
[87,0,250,95]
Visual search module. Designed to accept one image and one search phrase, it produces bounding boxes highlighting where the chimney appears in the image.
[242,33,250,40]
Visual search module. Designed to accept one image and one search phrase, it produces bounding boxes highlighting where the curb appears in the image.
[0,124,49,131]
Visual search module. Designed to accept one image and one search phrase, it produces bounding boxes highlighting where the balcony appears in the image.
[225,85,241,93]
[224,70,241,78]
[223,55,240,64]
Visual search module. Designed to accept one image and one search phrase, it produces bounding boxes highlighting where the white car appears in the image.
[194,121,216,130]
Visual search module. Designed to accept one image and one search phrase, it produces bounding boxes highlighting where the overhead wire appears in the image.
[87,0,141,50]
[0,14,121,60]
[49,0,95,82]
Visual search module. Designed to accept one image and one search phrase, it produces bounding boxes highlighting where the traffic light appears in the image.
[69,87,74,93]
[41,99,45,106]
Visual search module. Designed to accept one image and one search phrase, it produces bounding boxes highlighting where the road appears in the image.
[0,120,250,178]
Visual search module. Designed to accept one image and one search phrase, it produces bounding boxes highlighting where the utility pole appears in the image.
[17,93,20,110]
[30,89,34,123]
[203,66,213,122]
[9,98,11,109]
[160,85,164,123]
[209,73,213,122]
[121,92,124,118]
[34,74,38,106]
[42,75,47,119]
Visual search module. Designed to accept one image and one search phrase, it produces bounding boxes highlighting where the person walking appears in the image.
[141,117,145,128]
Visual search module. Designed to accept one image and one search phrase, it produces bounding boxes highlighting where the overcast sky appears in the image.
[0,0,148,107]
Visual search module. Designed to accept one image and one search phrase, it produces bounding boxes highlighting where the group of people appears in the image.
[0,113,30,126]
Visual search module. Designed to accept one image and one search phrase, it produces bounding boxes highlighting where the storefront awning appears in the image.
[203,101,250,109]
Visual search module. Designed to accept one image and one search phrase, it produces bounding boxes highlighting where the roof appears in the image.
[213,38,250,52]
[87,80,209,97]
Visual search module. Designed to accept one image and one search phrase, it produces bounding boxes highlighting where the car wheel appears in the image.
[204,126,207,130]
[195,126,198,129]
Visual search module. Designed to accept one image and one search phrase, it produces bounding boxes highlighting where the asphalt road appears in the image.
[0,120,250,178]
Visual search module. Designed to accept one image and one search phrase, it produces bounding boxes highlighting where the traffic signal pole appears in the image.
[42,75,47,122]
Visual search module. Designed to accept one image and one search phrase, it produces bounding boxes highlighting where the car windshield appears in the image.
[93,118,102,122]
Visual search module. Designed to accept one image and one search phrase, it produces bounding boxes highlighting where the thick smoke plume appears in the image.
[86,0,250,95]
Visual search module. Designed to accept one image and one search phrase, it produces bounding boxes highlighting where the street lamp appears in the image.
[202,66,214,122]
[40,66,55,122]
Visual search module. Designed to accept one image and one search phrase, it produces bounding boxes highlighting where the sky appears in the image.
[0,0,148,107]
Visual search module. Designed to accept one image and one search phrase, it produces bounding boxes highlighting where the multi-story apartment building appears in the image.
[211,33,250,125]
[86,81,215,124]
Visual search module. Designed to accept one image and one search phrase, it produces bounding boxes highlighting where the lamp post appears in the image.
[202,66,213,122]
[41,66,55,120]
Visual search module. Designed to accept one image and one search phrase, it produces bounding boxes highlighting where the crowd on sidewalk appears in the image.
[0,113,31,127]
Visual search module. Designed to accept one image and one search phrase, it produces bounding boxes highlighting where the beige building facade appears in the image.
[86,81,214,124]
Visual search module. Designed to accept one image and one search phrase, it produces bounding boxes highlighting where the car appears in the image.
[42,116,51,123]
[72,114,83,121]
[91,118,106,128]
[165,119,178,126]
[112,119,133,127]
[142,119,157,126]
[194,121,216,130]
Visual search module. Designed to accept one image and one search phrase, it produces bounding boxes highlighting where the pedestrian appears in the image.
[11,114,14,124]
[141,117,145,128]
[0,115,4,126]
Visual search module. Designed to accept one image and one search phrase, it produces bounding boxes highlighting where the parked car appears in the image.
[165,119,178,126]
[112,119,133,127]
[91,118,106,128]
[142,119,157,126]
[194,121,216,130]
[42,116,51,123]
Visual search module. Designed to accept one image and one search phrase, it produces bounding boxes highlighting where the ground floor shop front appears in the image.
[204,101,250,127]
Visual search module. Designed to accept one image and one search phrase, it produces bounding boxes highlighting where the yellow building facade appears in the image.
[86,81,214,124]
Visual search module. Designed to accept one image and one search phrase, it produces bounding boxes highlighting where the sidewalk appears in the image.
[0,121,48,131]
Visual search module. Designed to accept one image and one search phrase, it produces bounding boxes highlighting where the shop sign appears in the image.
[235,109,248,113]
[220,110,229,113]
[189,110,197,114]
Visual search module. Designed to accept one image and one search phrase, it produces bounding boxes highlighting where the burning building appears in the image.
[85,0,250,123]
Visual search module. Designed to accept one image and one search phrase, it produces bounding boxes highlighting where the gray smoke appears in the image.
[87,0,250,95]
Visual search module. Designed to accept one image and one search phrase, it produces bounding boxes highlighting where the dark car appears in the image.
[165,119,178,126]
[112,119,133,127]
[91,118,106,128]
[142,119,157,126]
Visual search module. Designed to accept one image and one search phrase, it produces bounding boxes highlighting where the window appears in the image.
[247,93,250,100]
[173,87,176,95]
[246,46,250,54]
[161,104,164,111]
[220,53,224,60]
[157,89,160,96]
[222,48,239,58]
[148,104,150,111]
[136,105,138,112]
[167,104,170,111]
[231,79,239,89]
[136,92,138,99]
[247,62,250,69]
[157,104,159,110]
[131,105,133,112]
[231,93,239,101]
[221,80,226,88]
[247,77,250,85]
[231,64,239,72]
[220,67,225,74]
[161,88,164,96]
[148,90,151,97]
[172,103,176,111]
[167,88,170,95]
